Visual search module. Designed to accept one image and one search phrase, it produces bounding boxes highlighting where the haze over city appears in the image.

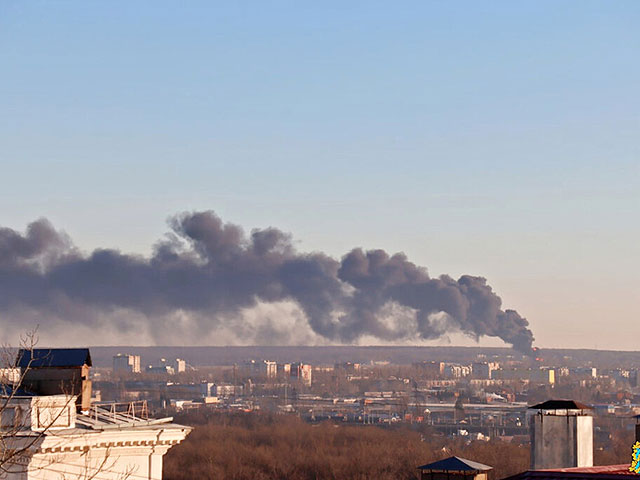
[1,1,638,350]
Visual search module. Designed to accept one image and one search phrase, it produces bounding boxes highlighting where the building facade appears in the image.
[113,353,141,374]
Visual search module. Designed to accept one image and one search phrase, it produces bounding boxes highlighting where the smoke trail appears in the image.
[0,212,534,352]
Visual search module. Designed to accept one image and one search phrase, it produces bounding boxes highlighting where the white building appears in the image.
[290,363,312,387]
[245,360,277,379]
[1,394,190,479]
[211,384,243,397]
[174,358,186,374]
[264,361,277,379]
[3,347,189,479]
[113,353,141,374]
[444,363,472,379]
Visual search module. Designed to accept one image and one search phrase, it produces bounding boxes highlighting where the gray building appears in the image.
[529,400,593,470]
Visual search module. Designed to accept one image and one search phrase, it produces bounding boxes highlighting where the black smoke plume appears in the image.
[0,212,534,352]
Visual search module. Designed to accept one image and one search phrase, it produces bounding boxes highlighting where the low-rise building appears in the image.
[2,348,190,479]
[174,358,187,373]
[290,362,312,387]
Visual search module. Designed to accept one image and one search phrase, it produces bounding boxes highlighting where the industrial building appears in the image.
[146,357,186,375]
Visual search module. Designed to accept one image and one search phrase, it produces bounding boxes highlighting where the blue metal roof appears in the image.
[16,348,92,368]
[417,456,493,472]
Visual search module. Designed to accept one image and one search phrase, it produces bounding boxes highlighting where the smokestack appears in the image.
[529,400,593,470]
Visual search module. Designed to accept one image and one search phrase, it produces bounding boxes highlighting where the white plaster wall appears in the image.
[576,415,593,467]
[4,425,190,480]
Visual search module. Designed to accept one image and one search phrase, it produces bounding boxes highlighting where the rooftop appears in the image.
[16,348,92,368]
[417,456,493,472]
[529,400,592,410]
[74,401,178,431]
[503,465,633,480]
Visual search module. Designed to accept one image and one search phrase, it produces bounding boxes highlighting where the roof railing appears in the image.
[88,400,149,424]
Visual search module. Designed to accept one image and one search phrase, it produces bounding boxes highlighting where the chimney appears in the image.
[529,400,593,470]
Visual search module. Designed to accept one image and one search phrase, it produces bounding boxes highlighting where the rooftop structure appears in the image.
[529,399,594,470]
[530,400,592,411]
[417,456,492,480]
[16,348,93,411]
[16,348,92,369]
[3,348,191,479]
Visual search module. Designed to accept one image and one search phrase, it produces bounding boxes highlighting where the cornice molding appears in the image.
[39,438,181,454]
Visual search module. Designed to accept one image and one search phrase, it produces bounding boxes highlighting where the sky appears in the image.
[0,1,638,349]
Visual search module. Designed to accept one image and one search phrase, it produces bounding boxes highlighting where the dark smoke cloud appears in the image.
[0,212,534,352]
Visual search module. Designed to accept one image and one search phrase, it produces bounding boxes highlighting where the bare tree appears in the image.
[0,330,134,480]
[0,328,58,475]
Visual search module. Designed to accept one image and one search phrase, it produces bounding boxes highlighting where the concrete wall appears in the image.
[1,395,77,432]
[576,415,594,467]
[530,413,593,469]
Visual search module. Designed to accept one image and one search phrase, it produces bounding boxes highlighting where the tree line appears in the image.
[163,411,531,480]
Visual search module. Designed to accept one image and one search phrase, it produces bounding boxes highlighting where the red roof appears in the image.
[503,465,634,480]
[541,466,632,474]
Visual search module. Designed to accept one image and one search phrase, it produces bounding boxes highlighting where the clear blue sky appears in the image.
[1,1,638,348]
